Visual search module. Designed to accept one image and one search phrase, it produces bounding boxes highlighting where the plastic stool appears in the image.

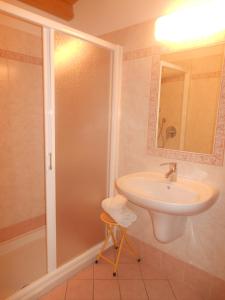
[95,212,141,276]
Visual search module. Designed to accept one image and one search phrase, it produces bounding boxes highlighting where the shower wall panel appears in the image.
[55,31,112,266]
[0,20,46,241]
[0,14,47,298]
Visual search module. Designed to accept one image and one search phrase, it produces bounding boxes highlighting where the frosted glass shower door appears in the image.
[54,31,112,266]
[0,12,47,298]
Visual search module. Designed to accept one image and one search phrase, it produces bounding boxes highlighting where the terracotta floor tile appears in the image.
[119,279,148,300]
[66,279,93,300]
[140,243,162,269]
[39,255,221,300]
[170,279,204,300]
[209,276,225,300]
[101,248,116,263]
[39,283,67,300]
[117,249,139,264]
[73,265,93,280]
[144,280,176,300]
[118,264,141,279]
[94,263,117,280]
[183,264,212,299]
[126,235,142,253]
[140,263,167,280]
[94,280,120,300]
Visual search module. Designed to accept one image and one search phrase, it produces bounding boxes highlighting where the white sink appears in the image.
[116,172,219,242]
[116,172,218,216]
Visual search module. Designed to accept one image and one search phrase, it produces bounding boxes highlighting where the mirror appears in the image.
[157,61,186,150]
[157,45,223,154]
[148,44,225,165]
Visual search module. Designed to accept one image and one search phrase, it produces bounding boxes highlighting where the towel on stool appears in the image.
[101,194,137,228]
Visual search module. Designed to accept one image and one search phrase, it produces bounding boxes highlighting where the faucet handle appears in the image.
[160,162,177,169]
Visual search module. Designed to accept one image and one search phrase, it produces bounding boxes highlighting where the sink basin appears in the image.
[116,172,219,242]
[116,172,218,216]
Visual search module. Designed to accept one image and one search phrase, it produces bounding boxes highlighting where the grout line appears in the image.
[168,279,178,300]
[64,279,69,300]
[142,279,151,300]
[117,278,122,300]
[138,260,143,279]
[92,263,94,300]
[93,278,155,281]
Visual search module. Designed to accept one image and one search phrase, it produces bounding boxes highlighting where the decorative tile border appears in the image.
[162,74,184,83]
[0,214,46,243]
[123,46,161,61]
[192,71,221,80]
[147,47,225,165]
[162,71,221,84]
[0,48,42,65]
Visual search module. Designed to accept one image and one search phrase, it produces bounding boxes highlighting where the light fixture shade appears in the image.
[155,0,225,43]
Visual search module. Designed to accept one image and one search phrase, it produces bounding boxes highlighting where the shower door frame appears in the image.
[0,1,122,273]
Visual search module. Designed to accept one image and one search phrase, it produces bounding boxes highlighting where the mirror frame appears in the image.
[147,46,225,166]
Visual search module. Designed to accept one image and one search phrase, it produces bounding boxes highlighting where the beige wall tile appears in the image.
[0,17,45,238]
[104,19,225,281]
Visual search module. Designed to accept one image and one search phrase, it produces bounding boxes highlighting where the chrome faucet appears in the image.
[160,162,177,182]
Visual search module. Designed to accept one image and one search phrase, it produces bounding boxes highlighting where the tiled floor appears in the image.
[39,247,204,300]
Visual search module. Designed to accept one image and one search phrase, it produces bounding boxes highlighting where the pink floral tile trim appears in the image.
[0,48,42,65]
[123,46,160,61]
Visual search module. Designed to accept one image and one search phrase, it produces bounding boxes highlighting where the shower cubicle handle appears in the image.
[49,152,52,170]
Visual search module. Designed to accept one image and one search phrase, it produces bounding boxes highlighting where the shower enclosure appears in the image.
[54,31,113,266]
[0,2,121,299]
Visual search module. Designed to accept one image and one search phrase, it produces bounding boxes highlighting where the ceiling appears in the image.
[4,0,200,36]
[69,0,174,36]
[69,0,204,36]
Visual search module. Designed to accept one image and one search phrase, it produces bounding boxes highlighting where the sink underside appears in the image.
[150,211,187,242]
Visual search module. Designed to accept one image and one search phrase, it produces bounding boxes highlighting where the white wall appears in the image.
[103,20,225,281]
